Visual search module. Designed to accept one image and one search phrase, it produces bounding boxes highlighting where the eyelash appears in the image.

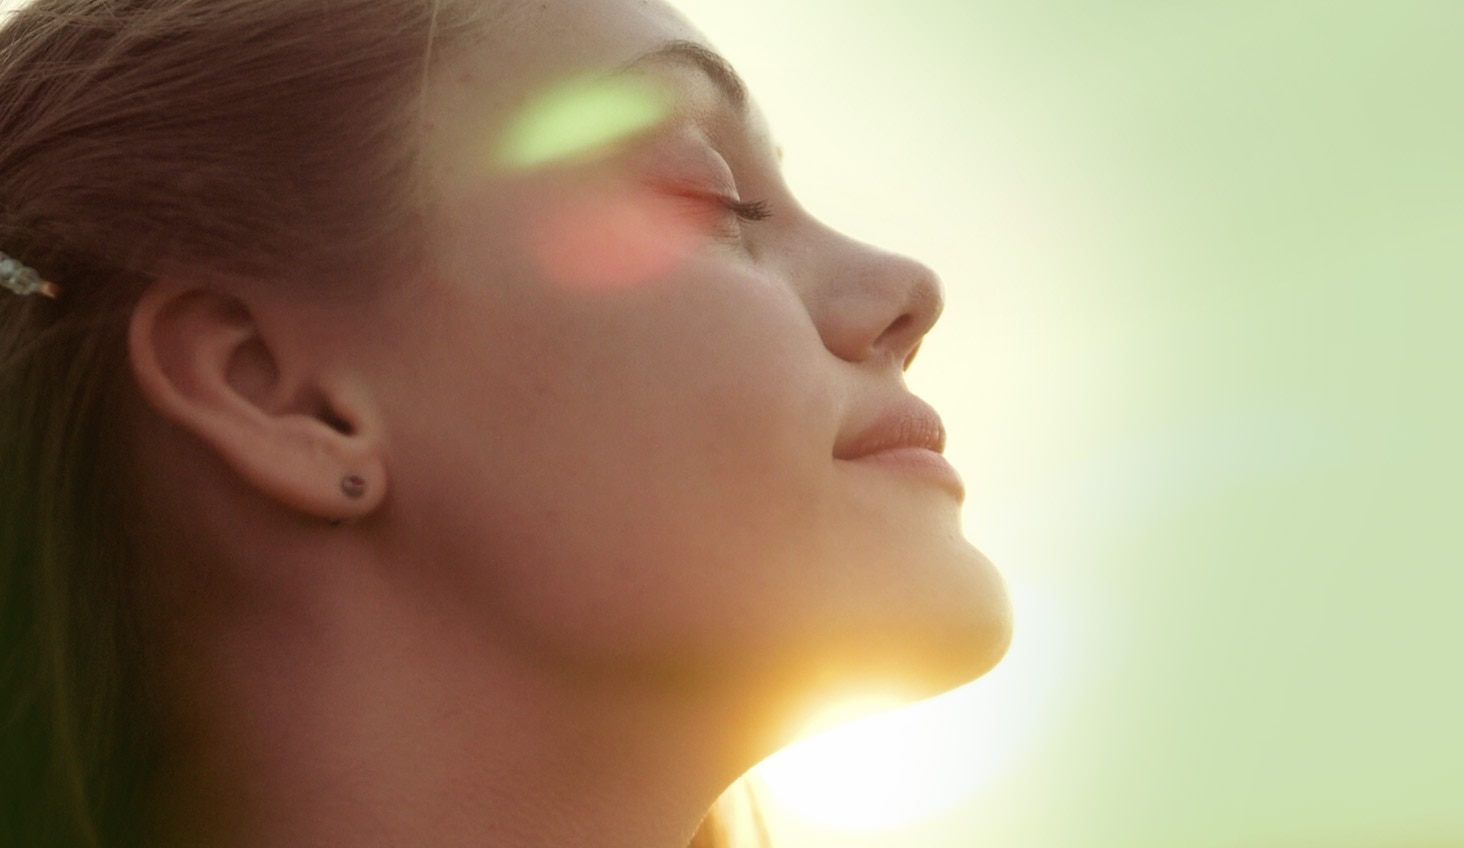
[718,196,774,223]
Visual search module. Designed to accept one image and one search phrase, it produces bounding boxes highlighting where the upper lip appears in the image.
[833,396,948,460]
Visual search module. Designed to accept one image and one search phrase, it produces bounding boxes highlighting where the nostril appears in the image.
[807,230,945,367]
[872,313,907,347]
[903,339,924,372]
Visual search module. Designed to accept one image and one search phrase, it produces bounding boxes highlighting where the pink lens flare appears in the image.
[529,186,706,293]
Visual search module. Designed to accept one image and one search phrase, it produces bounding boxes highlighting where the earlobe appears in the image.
[127,281,387,522]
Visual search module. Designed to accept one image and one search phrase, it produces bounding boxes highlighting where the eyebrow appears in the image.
[619,40,749,117]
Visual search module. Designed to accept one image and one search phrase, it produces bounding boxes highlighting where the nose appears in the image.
[805,232,945,372]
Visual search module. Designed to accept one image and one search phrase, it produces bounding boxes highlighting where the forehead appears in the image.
[422,0,709,179]
[474,0,703,81]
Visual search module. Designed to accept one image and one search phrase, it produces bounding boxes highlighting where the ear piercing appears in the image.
[330,474,368,525]
[341,474,367,499]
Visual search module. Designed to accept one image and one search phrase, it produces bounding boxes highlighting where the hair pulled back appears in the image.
[1,1,757,844]
[0,1,482,843]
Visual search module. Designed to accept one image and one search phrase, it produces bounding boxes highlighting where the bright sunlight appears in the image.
[752,575,1063,833]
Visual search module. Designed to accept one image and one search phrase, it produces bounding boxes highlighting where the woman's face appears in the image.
[373,0,1009,715]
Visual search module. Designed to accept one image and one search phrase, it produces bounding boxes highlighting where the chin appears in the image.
[846,528,1012,689]
[931,544,1014,680]
[766,544,1014,722]
[814,479,1011,683]
[751,605,1012,757]
[868,588,1013,702]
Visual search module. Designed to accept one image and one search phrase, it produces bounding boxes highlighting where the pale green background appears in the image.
[670,1,1464,847]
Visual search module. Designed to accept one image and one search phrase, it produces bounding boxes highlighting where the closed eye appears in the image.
[718,196,773,223]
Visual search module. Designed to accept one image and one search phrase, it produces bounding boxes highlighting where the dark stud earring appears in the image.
[341,474,367,499]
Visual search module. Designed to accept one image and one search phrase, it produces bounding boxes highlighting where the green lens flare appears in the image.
[496,75,674,170]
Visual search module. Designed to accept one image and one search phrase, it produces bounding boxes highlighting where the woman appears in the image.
[0,0,1013,845]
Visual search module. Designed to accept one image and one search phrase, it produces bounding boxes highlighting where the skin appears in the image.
[124,0,1012,845]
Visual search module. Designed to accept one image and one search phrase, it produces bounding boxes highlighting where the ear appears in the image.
[127,280,387,523]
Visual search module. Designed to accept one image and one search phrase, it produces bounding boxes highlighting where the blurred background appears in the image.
[669,1,1464,847]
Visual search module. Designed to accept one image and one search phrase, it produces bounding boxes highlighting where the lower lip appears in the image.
[844,447,966,499]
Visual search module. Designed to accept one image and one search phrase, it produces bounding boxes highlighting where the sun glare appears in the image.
[752,576,1062,833]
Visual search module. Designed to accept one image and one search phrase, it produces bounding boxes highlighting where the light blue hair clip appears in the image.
[0,251,60,299]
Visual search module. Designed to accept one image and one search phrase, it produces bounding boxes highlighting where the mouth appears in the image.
[834,396,947,460]
[834,396,964,499]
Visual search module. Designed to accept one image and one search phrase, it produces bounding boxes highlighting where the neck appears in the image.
[143,550,765,848]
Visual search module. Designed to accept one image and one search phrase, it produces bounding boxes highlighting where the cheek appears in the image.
[401,182,859,673]
[527,184,707,293]
[407,273,837,666]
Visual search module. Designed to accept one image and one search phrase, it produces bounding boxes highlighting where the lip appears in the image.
[834,396,965,499]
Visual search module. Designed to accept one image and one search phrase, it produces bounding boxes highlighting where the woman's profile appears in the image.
[0,0,1013,845]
